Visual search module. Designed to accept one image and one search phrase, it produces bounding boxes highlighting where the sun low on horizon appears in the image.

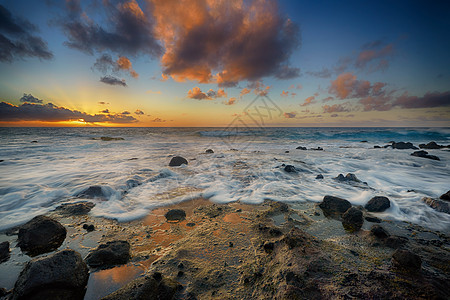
[0,0,449,127]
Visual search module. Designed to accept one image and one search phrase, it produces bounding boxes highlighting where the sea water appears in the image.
[1,127,449,231]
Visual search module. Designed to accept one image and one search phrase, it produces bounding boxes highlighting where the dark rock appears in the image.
[365,196,391,212]
[315,174,324,179]
[102,273,180,300]
[100,136,124,141]
[186,222,196,227]
[82,224,95,232]
[334,173,362,183]
[152,272,162,281]
[85,241,131,268]
[12,249,89,300]
[411,150,440,160]
[165,209,186,221]
[365,216,381,223]
[342,207,364,232]
[422,197,450,214]
[31,141,38,143]
[17,216,66,256]
[169,156,188,166]
[56,202,95,215]
[310,147,323,151]
[285,151,290,153]
[205,149,214,153]
[177,262,184,269]
[296,146,307,150]
[374,145,381,149]
[391,141,418,150]
[385,236,408,249]
[440,190,450,201]
[0,287,7,297]
[370,225,390,239]
[392,249,421,272]
[319,195,352,217]
[418,141,445,149]
[360,140,368,143]
[0,160,4,162]
[126,179,141,188]
[76,186,108,199]
[284,165,296,173]
[177,271,184,277]
[263,241,275,253]
[229,242,233,247]
[0,241,10,263]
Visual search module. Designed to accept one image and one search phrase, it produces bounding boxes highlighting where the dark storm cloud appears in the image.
[0,5,53,62]
[20,93,43,103]
[0,101,137,123]
[100,75,127,86]
[60,0,162,57]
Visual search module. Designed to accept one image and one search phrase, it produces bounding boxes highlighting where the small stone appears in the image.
[85,241,131,268]
[165,209,186,221]
[315,174,324,179]
[392,249,421,272]
[342,207,364,232]
[169,156,188,166]
[285,151,290,153]
[186,222,196,227]
[205,149,214,153]
[229,242,233,247]
[296,146,307,150]
[370,225,389,239]
[83,224,95,232]
[284,165,296,173]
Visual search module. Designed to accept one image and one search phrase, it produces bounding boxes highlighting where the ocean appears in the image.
[1,127,449,231]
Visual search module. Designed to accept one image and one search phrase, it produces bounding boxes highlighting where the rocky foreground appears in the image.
[0,192,449,300]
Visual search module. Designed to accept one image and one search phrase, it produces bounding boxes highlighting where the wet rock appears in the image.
[392,249,421,272]
[82,224,95,232]
[342,207,364,232]
[263,241,275,253]
[440,190,450,201]
[0,288,7,297]
[165,209,186,221]
[12,249,89,300]
[205,149,214,153]
[370,225,389,239]
[411,150,440,160]
[102,273,181,300]
[186,222,196,227]
[31,140,38,143]
[296,146,307,150]
[365,216,381,223]
[0,241,10,263]
[285,150,290,153]
[360,140,368,143]
[391,141,418,150]
[385,236,408,249]
[374,145,381,148]
[419,141,447,149]
[422,197,450,214]
[17,215,66,256]
[169,156,188,166]
[100,136,124,141]
[56,202,95,215]
[310,147,323,151]
[315,174,324,179]
[85,241,131,268]
[284,165,296,173]
[126,179,141,188]
[76,186,108,199]
[365,196,390,212]
[334,173,362,183]
[319,195,352,217]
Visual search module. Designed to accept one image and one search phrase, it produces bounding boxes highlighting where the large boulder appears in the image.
[391,142,418,150]
[0,241,10,263]
[165,209,186,222]
[365,196,390,212]
[85,241,131,268]
[341,207,364,232]
[422,197,450,214]
[12,249,89,300]
[411,150,440,161]
[440,190,450,201]
[17,216,66,256]
[169,156,188,167]
[319,195,352,217]
[391,249,421,272]
[102,272,181,300]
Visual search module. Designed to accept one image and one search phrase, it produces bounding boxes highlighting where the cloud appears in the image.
[153,0,300,86]
[100,109,110,113]
[121,111,130,114]
[281,91,289,97]
[322,96,334,102]
[306,68,332,78]
[322,104,350,113]
[187,87,228,100]
[289,84,302,90]
[93,54,139,78]
[134,109,144,115]
[355,43,393,71]
[19,93,43,103]
[359,95,393,111]
[61,0,161,57]
[98,101,109,105]
[100,75,127,87]
[225,97,237,105]
[0,5,53,62]
[283,111,297,118]
[329,72,387,100]
[151,117,165,122]
[393,91,450,109]
[300,95,316,106]
[240,88,251,97]
[0,101,137,123]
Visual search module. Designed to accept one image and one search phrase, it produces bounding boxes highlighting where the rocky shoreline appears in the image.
[0,192,449,299]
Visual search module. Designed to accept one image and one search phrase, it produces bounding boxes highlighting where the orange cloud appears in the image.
[283,111,297,118]
[187,87,227,100]
[240,88,251,97]
[281,90,289,97]
[117,56,139,78]
[301,95,316,106]
[225,97,237,105]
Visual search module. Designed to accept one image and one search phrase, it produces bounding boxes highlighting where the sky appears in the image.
[0,0,449,127]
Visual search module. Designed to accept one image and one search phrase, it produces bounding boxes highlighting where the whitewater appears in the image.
[0,127,449,231]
